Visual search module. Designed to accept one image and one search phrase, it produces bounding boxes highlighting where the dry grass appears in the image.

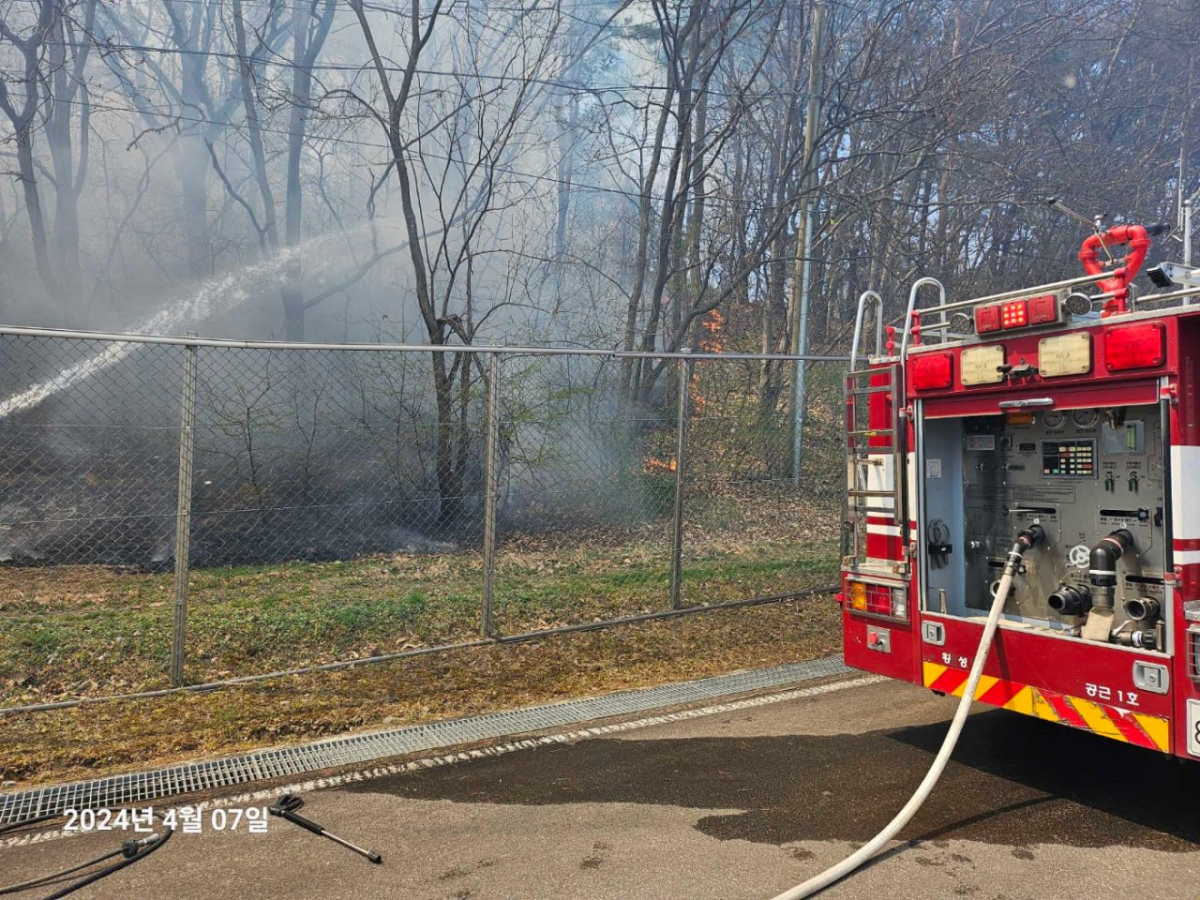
[2,596,842,788]
[0,490,842,788]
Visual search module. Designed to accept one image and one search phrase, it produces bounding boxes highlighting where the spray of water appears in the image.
[0,228,385,420]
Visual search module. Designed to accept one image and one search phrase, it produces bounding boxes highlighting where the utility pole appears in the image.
[789,0,826,485]
[1180,136,1200,269]
[1179,139,1191,267]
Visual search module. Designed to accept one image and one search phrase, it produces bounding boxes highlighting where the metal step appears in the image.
[843,359,906,571]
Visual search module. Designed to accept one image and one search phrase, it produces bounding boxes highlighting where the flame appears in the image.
[688,309,724,412]
[643,310,723,474]
[698,309,724,353]
[643,456,678,474]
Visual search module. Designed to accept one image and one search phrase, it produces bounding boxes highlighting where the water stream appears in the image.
[0,228,389,419]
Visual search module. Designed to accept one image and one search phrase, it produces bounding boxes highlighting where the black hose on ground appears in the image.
[0,814,60,837]
[0,812,174,900]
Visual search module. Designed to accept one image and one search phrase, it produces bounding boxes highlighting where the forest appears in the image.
[0,0,1195,360]
[1,0,1198,537]
[2,0,1200,757]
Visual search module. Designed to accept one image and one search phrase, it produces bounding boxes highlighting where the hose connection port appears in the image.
[1048,584,1091,616]
[1123,597,1161,621]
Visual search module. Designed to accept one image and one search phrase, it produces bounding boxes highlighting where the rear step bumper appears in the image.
[844,608,1173,753]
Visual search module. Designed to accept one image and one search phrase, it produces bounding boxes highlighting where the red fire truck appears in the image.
[841,222,1200,760]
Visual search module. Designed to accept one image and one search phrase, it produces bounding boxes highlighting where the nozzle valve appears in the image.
[1016,524,1046,549]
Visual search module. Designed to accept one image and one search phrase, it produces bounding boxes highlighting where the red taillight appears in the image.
[975,305,1001,333]
[911,353,953,391]
[1000,299,1028,329]
[845,580,908,620]
[1028,294,1059,324]
[977,296,1060,334]
[865,585,892,616]
[1104,323,1164,371]
[976,299,1032,332]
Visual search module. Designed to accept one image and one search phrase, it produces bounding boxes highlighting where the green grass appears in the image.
[0,533,838,706]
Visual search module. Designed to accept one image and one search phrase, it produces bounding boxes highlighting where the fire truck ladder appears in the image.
[844,290,906,574]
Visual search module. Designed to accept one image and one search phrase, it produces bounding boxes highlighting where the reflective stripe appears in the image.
[1133,714,1170,752]
[1171,446,1200,540]
[1069,697,1125,741]
[921,662,1170,752]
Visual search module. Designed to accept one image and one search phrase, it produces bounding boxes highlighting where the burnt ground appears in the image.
[2,677,1197,900]
[343,708,1200,852]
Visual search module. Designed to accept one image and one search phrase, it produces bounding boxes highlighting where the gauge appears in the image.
[1041,410,1065,429]
[1072,408,1099,428]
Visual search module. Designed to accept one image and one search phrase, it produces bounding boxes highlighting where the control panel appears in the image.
[1041,439,1095,478]
[921,403,1167,645]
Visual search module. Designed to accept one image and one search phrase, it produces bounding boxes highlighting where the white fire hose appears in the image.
[768,526,1044,900]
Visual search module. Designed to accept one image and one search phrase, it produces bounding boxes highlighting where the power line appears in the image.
[0,0,800,100]
[50,38,797,101]
[0,4,813,209]
[24,91,798,212]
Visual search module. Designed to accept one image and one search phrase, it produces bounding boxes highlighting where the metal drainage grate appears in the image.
[0,655,850,826]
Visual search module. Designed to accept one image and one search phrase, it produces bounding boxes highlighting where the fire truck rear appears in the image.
[840,223,1200,760]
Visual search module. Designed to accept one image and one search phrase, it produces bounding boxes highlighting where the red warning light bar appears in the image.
[975,305,1001,333]
[1000,299,1028,329]
[975,295,1062,334]
[911,352,953,391]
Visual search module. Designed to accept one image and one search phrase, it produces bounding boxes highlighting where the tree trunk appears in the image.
[45,10,86,303]
[279,0,336,340]
[432,352,463,527]
[555,93,578,261]
[14,131,57,296]
[178,136,211,278]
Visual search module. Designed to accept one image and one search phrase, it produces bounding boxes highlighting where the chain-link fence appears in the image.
[0,328,847,712]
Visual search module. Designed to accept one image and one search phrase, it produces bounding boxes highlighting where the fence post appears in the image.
[669,356,692,610]
[481,351,501,638]
[170,342,198,687]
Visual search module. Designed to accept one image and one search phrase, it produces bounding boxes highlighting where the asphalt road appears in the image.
[4,676,1199,899]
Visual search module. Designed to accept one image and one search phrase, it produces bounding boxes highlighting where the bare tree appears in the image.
[219,0,337,338]
[0,0,95,303]
[347,0,567,525]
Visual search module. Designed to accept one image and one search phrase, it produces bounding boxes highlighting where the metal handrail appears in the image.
[898,278,946,358]
[938,271,1111,312]
[886,271,1115,330]
[1134,283,1200,306]
[850,290,883,371]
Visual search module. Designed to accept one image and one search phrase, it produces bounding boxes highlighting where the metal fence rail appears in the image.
[0,328,847,713]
